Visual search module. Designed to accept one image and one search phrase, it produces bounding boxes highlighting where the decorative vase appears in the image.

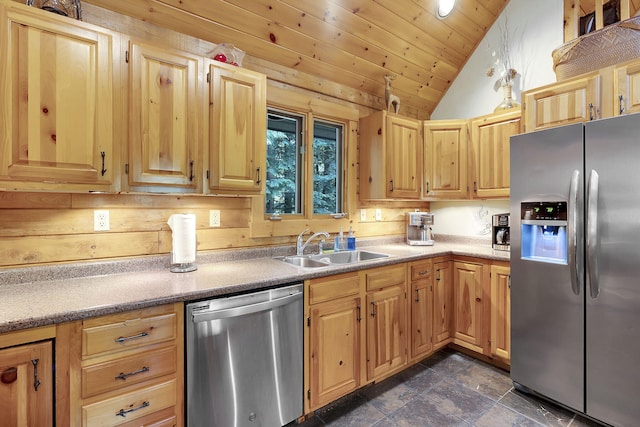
[494,81,520,112]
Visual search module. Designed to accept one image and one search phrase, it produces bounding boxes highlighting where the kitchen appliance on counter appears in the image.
[186,283,303,427]
[491,213,510,251]
[510,113,640,427]
[406,211,434,245]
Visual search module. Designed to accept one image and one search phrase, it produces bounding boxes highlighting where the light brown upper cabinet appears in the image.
[614,58,640,116]
[522,71,601,132]
[207,61,266,195]
[359,111,422,200]
[0,2,116,192]
[423,120,468,200]
[127,41,202,192]
[469,110,521,199]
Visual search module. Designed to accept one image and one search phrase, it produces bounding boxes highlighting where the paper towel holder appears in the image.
[170,250,197,273]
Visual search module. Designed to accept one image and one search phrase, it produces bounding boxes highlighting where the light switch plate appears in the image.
[360,209,367,221]
[209,210,221,227]
[375,209,382,221]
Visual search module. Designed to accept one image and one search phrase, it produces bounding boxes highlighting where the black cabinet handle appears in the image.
[100,151,107,176]
[115,401,150,418]
[189,160,195,181]
[115,366,150,381]
[115,331,149,344]
[32,359,41,391]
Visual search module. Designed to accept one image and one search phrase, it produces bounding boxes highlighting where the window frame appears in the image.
[264,107,346,219]
[250,86,359,238]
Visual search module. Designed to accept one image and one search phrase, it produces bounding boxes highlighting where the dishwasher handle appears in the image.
[191,291,302,323]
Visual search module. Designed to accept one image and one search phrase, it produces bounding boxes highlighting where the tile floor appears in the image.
[295,349,604,427]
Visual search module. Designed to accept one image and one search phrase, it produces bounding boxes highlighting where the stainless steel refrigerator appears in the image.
[510,112,640,427]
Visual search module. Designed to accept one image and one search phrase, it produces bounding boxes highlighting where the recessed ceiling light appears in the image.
[437,0,455,19]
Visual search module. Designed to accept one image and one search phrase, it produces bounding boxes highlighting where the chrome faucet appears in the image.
[296,228,330,256]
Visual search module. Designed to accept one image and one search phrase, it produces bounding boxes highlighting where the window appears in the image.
[266,111,304,215]
[266,109,344,217]
[313,120,343,214]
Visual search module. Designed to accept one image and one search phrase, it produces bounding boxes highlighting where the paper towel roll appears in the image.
[168,214,196,264]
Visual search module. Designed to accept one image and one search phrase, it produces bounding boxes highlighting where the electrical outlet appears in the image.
[94,210,110,231]
[375,209,382,221]
[209,210,221,227]
[360,209,367,222]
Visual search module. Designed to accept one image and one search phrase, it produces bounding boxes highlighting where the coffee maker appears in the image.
[406,212,434,246]
[492,213,510,251]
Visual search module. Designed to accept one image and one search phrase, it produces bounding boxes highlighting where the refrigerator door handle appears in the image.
[568,169,581,296]
[587,169,600,298]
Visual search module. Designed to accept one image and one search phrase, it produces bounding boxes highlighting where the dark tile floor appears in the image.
[296,349,604,427]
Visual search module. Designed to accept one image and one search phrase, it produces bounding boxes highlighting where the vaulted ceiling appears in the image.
[84,0,511,118]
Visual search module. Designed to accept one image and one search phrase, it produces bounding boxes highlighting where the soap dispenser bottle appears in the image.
[334,227,346,251]
[347,226,356,251]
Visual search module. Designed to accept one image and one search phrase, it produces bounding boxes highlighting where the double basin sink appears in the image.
[276,250,389,268]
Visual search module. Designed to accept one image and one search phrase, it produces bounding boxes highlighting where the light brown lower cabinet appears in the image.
[432,257,453,349]
[0,330,54,427]
[56,303,184,427]
[409,259,433,360]
[490,262,511,364]
[364,264,408,382]
[452,258,488,354]
[305,272,362,412]
[304,256,510,417]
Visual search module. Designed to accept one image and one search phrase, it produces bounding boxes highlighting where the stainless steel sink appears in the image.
[310,250,389,264]
[275,250,389,268]
[275,255,330,268]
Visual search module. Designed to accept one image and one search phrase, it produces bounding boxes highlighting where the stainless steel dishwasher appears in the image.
[186,283,303,427]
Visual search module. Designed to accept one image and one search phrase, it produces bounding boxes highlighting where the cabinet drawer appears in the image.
[82,313,176,358]
[118,407,176,427]
[82,346,177,398]
[411,261,432,281]
[365,264,406,291]
[82,379,176,427]
[308,272,360,305]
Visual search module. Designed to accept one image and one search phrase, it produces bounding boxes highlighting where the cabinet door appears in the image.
[208,62,266,194]
[490,264,511,363]
[452,261,485,353]
[308,296,361,410]
[522,71,601,132]
[0,340,53,427]
[433,260,453,347]
[128,41,200,191]
[469,111,520,199]
[423,120,468,199]
[410,260,432,360]
[614,59,640,116]
[385,114,421,199]
[0,5,115,191]
[366,285,406,381]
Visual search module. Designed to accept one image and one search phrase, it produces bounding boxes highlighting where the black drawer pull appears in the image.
[115,366,150,381]
[115,400,150,418]
[115,331,149,344]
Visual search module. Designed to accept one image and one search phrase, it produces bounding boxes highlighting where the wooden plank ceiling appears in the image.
[83,0,510,118]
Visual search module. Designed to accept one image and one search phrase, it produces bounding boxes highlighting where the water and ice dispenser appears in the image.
[520,202,568,264]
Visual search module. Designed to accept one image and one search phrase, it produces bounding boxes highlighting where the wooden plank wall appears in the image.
[0,3,429,269]
[0,192,421,268]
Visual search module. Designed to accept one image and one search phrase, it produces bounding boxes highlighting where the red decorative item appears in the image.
[209,44,245,67]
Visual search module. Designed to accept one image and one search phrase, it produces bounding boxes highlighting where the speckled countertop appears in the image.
[0,236,509,334]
